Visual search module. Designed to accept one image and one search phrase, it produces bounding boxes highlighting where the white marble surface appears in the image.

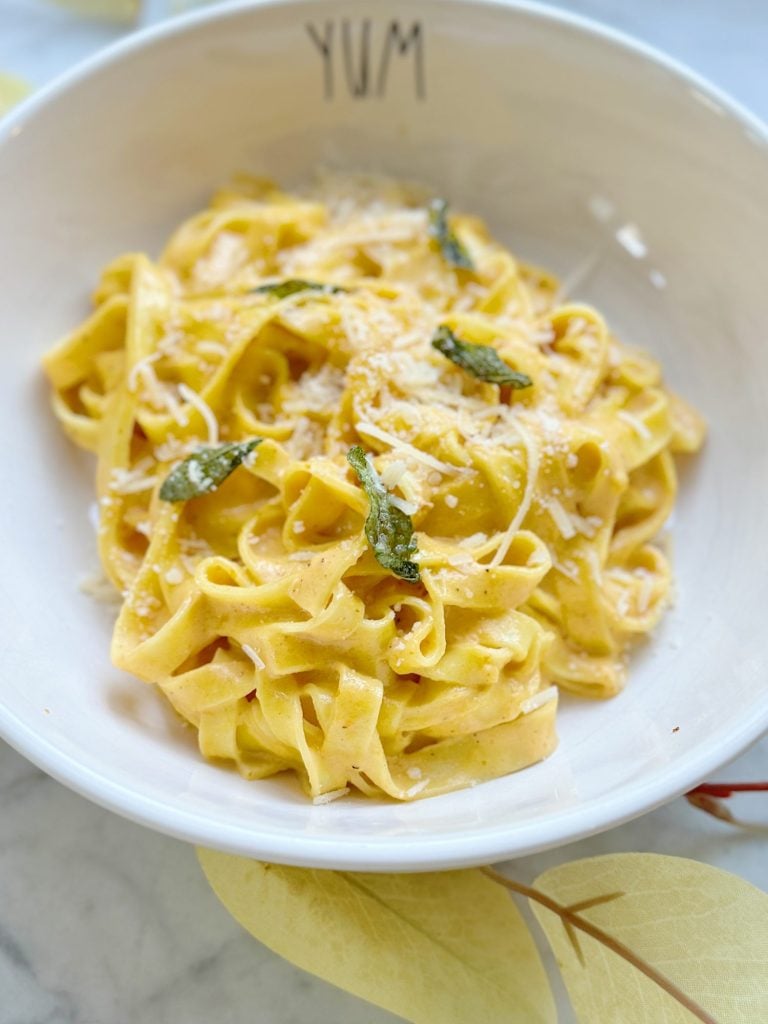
[1,2,766,1022]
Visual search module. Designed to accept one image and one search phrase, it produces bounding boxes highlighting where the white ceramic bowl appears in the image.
[1,0,767,871]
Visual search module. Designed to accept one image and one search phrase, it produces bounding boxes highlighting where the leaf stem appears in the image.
[481,866,720,1024]
[689,781,768,798]
[686,789,768,833]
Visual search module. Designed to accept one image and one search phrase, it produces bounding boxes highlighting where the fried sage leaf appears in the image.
[347,445,420,583]
[432,325,532,389]
[428,198,475,270]
[252,279,347,299]
[159,439,262,502]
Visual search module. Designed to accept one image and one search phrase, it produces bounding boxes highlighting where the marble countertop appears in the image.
[1,2,766,1022]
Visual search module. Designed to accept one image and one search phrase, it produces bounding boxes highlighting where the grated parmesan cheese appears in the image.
[404,778,430,798]
[491,421,539,566]
[636,572,654,614]
[380,460,408,488]
[154,435,197,463]
[178,382,219,445]
[615,223,648,259]
[585,548,603,584]
[110,460,158,495]
[242,643,266,670]
[78,570,121,604]
[131,359,189,427]
[127,352,161,392]
[389,495,418,516]
[287,550,314,561]
[87,501,100,532]
[571,513,602,539]
[520,686,558,715]
[545,497,577,540]
[196,339,229,359]
[552,557,578,581]
[282,364,346,414]
[355,421,459,475]
[193,231,249,288]
[617,409,652,440]
[312,787,349,805]
[460,532,488,548]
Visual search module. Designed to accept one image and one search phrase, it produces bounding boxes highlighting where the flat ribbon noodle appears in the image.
[42,177,704,800]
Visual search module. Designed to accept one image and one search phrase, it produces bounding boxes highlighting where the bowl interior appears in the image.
[1,0,767,869]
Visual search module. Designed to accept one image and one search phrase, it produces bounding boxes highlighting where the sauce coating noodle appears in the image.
[42,178,704,801]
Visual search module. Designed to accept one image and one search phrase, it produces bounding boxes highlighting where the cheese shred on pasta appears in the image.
[41,177,705,801]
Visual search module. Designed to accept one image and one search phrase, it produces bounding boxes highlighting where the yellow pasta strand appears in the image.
[41,177,704,801]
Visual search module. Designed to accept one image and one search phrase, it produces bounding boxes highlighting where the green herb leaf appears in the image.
[252,279,347,299]
[159,439,262,502]
[432,325,533,389]
[347,445,420,583]
[428,199,475,270]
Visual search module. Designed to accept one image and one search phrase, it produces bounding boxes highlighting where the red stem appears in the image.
[688,782,768,798]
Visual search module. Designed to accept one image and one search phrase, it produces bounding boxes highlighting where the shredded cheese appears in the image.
[404,778,430,798]
[389,495,419,516]
[491,421,540,566]
[242,643,266,670]
[615,223,648,259]
[520,686,558,715]
[637,572,654,614]
[572,513,602,539]
[196,340,229,358]
[380,460,408,489]
[617,409,652,440]
[460,532,488,548]
[131,359,189,427]
[127,352,161,392]
[552,557,578,581]
[545,497,577,540]
[78,570,121,604]
[312,787,350,805]
[110,459,158,495]
[178,382,219,445]
[355,421,459,475]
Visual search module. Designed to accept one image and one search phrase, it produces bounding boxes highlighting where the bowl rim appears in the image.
[1,0,767,871]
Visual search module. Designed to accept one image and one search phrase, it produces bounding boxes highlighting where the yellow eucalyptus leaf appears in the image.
[0,73,31,118]
[198,850,556,1024]
[169,0,215,11]
[47,0,139,22]
[529,853,768,1024]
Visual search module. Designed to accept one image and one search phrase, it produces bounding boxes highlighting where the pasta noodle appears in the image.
[42,176,704,801]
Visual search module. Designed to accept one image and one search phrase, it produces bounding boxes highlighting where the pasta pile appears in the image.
[42,177,704,801]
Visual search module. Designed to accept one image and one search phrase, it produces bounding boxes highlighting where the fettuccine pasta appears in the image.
[42,177,704,801]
